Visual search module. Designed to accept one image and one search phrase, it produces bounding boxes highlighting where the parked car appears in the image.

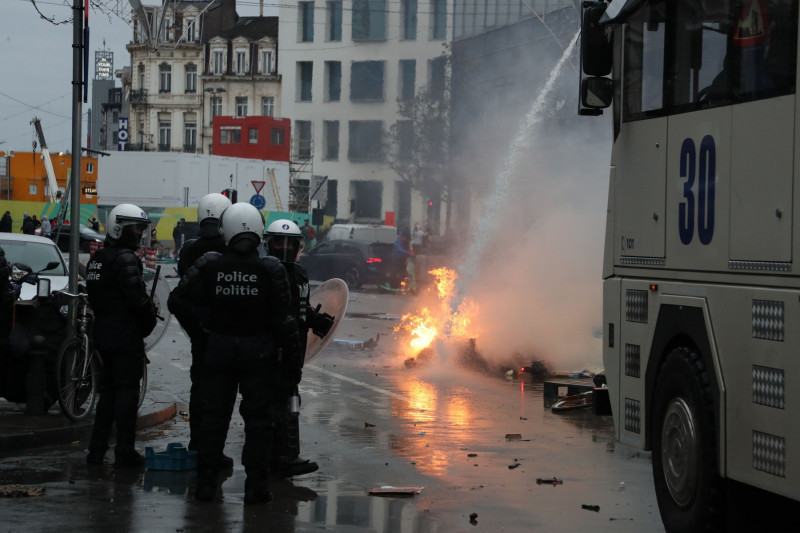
[0,233,69,300]
[50,224,105,253]
[299,240,393,289]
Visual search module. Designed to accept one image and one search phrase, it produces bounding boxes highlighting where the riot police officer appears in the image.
[264,219,334,477]
[168,203,300,504]
[176,193,233,468]
[86,204,157,467]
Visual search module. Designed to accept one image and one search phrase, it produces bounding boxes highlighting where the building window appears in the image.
[236,96,248,117]
[86,162,95,173]
[352,0,386,41]
[159,64,171,93]
[399,59,416,100]
[348,120,383,161]
[300,2,315,42]
[262,96,275,116]
[213,50,224,74]
[249,128,258,144]
[211,97,222,123]
[186,18,196,42]
[396,120,414,160]
[221,127,242,144]
[325,61,341,101]
[29,184,38,196]
[185,64,197,93]
[161,18,171,41]
[138,64,145,89]
[350,61,384,101]
[429,56,446,101]
[402,0,417,40]
[159,121,171,150]
[432,0,447,40]
[184,123,197,152]
[298,61,313,101]
[323,120,339,160]
[296,120,312,158]
[327,1,342,41]
[271,128,285,145]
[261,51,273,74]
[236,51,247,75]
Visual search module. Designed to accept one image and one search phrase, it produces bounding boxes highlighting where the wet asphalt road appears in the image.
[0,280,665,532]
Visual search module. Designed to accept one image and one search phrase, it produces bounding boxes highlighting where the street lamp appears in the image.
[203,88,226,153]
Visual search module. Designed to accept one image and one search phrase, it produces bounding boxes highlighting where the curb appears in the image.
[0,402,178,454]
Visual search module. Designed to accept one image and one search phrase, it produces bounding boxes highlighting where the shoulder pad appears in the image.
[194,251,222,270]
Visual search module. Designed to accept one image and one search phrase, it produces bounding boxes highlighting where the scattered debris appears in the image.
[0,484,46,497]
[505,434,522,441]
[581,504,601,512]
[368,486,424,497]
[467,453,478,458]
[520,416,528,420]
[469,512,478,525]
[536,477,563,485]
[364,422,376,428]
[508,463,521,470]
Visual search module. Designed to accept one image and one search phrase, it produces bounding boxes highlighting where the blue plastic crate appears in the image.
[144,442,197,471]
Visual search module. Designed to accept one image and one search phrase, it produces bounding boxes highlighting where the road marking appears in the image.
[306,364,413,404]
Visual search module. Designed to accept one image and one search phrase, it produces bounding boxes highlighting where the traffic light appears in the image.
[221,188,238,203]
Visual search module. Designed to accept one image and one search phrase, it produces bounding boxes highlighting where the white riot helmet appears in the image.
[265,219,304,263]
[197,193,231,238]
[218,203,265,252]
[107,203,151,248]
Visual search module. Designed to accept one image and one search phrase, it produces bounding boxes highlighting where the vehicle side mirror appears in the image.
[42,261,60,273]
[581,77,613,109]
[582,3,612,77]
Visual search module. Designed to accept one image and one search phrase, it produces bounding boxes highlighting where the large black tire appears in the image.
[55,338,99,422]
[652,347,724,532]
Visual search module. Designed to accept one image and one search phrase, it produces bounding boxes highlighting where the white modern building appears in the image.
[278,0,453,232]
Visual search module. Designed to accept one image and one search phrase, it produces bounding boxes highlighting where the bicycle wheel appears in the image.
[56,339,100,421]
[137,358,148,410]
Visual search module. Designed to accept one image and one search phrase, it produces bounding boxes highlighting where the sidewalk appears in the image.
[0,394,180,454]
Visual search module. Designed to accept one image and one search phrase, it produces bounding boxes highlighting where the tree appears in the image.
[384,49,454,231]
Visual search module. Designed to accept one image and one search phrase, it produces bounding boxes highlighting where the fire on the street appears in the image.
[395,267,479,360]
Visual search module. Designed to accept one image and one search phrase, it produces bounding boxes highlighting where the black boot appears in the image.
[114,448,144,468]
[195,469,218,502]
[275,456,319,478]
[244,468,271,505]
[86,448,106,465]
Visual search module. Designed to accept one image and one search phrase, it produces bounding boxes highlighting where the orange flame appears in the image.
[395,267,479,358]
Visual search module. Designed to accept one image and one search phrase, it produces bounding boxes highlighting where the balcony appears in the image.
[158,144,171,152]
[183,144,197,153]
[130,89,148,104]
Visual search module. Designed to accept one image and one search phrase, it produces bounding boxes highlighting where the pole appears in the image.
[69,0,84,293]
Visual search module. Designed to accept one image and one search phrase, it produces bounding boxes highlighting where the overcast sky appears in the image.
[0,0,272,153]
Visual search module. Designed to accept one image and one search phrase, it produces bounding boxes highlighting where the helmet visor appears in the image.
[268,236,303,262]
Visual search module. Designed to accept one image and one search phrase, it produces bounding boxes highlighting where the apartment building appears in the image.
[278,0,453,230]
[126,0,281,156]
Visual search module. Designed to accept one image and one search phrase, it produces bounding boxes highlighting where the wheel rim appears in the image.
[346,268,360,287]
[661,397,699,507]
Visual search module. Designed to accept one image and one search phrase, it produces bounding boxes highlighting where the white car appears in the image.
[0,233,69,300]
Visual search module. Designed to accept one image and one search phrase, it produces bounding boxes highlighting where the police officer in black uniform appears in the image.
[0,246,12,345]
[86,204,157,467]
[168,203,300,504]
[176,193,233,468]
[264,219,334,477]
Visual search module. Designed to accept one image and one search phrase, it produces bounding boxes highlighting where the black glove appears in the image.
[136,297,158,338]
[307,304,335,338]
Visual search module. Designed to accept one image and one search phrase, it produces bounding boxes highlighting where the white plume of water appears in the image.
[460,29,581,282]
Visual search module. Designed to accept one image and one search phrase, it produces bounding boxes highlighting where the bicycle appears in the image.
[54,291,149,421]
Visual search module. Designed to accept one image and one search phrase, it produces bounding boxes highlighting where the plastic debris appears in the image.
[469,512,478,525]
[368,486,424,496]
[365,422,376,428]
[536,477,563,485]
[467,453,478,457]
[508,463,521,470]
[505,434,522,441]
[144,443,197,471]
[581,504,600,512]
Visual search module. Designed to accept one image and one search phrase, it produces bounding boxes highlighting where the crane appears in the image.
[31,117,60,204]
